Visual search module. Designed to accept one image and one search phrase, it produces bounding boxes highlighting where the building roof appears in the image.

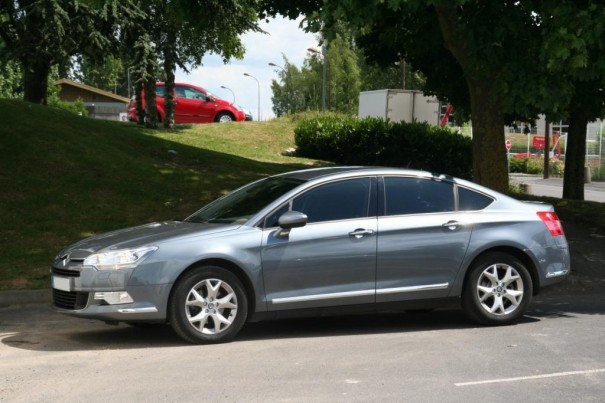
[55,79,130,103]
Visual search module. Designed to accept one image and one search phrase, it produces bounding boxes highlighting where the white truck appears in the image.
[358,89,443,125]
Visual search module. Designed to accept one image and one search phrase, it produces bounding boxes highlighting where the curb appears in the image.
[0,289,51,308]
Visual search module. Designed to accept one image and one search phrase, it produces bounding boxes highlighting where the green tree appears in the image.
[0,0,140,104]
[535,1,605,200]
[134,0,259,128]
[357,57,425,92]
[270,55,322,116]
[271,28,362,116]
[325,31,361,114]
[0,59,22,98]
[265,1,605,197]
[75,54,124,94]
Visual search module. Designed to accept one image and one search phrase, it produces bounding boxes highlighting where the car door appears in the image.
[174,85,216,123]
[376,176,473,302]
[261,177,377,311]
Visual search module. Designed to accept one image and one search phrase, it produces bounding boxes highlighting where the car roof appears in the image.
[276,166,453,182]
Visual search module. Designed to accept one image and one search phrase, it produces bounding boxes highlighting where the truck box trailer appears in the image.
[358,89,441,125]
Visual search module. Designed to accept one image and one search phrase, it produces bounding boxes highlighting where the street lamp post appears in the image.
[307,46,327,112]
[243,73,260,121]
[268,62,290,115]
[220,85,235,103]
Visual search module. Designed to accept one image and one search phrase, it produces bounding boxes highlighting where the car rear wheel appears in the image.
[169,266,247,344]
[215,112,234,123]
[462,252,532,325]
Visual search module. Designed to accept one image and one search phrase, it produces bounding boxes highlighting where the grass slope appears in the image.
[1,100,603,290]
[0,100,318,289]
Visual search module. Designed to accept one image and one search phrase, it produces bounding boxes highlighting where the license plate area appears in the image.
[52,276,71,292]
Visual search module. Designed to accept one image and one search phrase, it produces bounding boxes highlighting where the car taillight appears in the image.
[537,211,564,236]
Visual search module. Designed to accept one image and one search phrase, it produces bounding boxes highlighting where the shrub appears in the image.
[48,97,89,117]
[509,156,565,176]
[294,115,473,179]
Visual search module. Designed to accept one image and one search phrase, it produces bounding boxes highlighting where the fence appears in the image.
[506,120,604,180]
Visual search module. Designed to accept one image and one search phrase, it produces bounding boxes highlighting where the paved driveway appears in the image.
[1,290,604,402]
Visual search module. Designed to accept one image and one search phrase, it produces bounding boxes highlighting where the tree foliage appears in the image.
[535,1,605,200]
[0,59,22,98]
[0,0,141,104]
[270,26,417,116]
[131,0,260,128]
[261,0,605,196]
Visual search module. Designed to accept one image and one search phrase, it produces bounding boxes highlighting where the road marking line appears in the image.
[455,368,605,387]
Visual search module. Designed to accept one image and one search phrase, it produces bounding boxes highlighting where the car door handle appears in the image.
[442,220,463,231]
[349,228,375,238]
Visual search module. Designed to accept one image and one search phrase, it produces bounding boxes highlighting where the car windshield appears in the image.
[185,177,305,224]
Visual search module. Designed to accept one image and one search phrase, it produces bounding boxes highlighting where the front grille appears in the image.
[51,267,81,277]
[52,289,89,310]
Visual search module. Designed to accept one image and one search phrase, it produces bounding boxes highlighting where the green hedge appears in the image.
[294,114,473,179]
[509,157,565,176]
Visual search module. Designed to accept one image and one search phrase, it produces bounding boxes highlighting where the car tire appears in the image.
[462,252,532,325]
[215,112,234,123]
[169,266,248,344]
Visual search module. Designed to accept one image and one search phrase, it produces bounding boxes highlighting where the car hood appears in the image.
[59,221,240,258]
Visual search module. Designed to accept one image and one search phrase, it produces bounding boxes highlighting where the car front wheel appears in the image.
[215,112,234,123]
[169,266,248,344]
[462,252,532,325]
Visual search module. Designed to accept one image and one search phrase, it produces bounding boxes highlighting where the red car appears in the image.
[128,82,246,123]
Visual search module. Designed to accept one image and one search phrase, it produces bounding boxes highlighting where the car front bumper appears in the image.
[51,264,170,322]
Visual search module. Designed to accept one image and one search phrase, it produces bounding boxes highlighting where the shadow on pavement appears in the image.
[1,290,602,352]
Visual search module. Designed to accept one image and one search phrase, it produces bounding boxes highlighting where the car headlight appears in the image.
[83,245,158,270]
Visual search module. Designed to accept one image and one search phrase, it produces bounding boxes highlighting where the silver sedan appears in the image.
[51,167,570,343]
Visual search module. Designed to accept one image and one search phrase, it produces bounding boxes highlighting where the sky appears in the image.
[175,16,318,121]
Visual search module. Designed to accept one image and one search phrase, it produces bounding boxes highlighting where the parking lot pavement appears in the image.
[510,174,605,203]
[1,290,604,402]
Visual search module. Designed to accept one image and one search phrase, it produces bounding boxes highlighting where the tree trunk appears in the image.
[162,29,177,129]
[163,75,175,129]
[22,58,51,105]
[135,80,145,126]
[434,5,508,192]
[144,78,158,129]
[467,80,508,192]
[562,111,586,200]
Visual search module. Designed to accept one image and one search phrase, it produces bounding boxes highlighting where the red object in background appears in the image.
[505,139,511,151]
[128,82,246,124]
[533,136,545,149]
[440,104,454,126]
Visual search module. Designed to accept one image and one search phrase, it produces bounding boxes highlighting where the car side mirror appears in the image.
[276,211,307,238]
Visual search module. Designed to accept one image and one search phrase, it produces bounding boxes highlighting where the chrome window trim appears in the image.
[272,289,375,305]
[272,283,449,305]
[376,283,449,295]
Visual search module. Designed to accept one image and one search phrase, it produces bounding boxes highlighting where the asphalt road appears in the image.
[510,174,605,203]
[1,290,604,402]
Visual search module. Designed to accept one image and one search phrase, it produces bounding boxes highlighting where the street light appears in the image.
[243,73,260,121]
[307,45,327,112]
[268,62,290,115]
[220,85,235,103]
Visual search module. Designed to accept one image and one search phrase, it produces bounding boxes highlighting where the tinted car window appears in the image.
[176,85,206,100]
[155,86,166,97]
[291,178,371,224]
[458,186,494,211]
[384,177,454,215]
[186,177,304,224]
